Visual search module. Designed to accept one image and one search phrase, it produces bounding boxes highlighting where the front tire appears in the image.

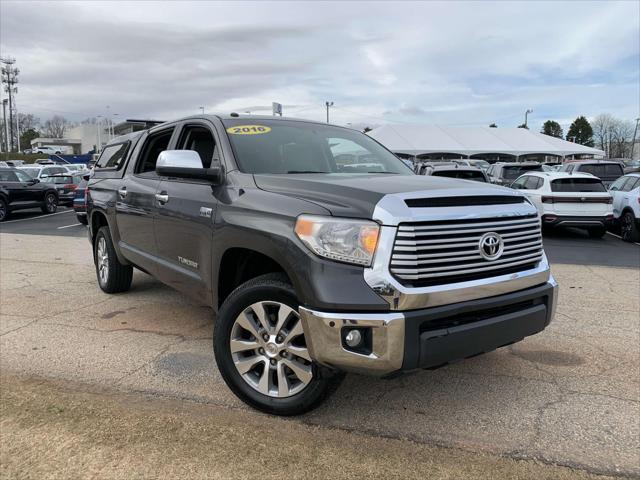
[0,198,8,222]
[588,226,606,238]
[41,192,58,214]
[94,226,133,293]
[214,273,343,416]
[621,211,640,242]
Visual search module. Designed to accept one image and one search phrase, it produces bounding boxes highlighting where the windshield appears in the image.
[551,178,606,192]
[432,170,486,181]
[223,119,413,175]
[503,165,542,179]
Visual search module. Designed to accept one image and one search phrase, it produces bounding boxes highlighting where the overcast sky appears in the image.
[1,0,638,131]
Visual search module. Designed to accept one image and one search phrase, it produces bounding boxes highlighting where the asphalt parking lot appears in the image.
[1,210,639,478]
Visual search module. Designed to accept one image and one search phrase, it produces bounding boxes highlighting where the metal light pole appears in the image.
[630,117,640,160]
[199,106,205,114]
[524,108,533,129]
[325,101,334,123]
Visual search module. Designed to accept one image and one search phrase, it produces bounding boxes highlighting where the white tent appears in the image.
[367,125,605,158]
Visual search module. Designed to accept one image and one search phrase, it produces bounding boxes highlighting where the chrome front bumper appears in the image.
[300,276,558,376]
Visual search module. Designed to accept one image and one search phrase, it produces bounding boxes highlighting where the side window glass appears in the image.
[610,177,626,191]
[135,129,174,174]
[178,126,216,168]
[96,143,130,169]
[0,171,18,182]
[628,178,640,191]
[511,176,526,189]
[621,178,634,192]
[14,170,31,182]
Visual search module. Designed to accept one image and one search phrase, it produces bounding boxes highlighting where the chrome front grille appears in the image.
[390,214,543,286]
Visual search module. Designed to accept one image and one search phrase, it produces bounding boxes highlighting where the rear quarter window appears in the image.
[96,142,130,170]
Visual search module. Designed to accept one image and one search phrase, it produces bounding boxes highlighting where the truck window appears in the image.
[96,142,130,170]
[432,170,487,181]
[178,126,216,168]
[136,129,174,174]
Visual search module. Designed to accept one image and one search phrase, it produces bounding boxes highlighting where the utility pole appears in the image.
[1,57,19,152]
[630,117,640,160]
[1,99,7,154]
[524,108,533,129]
[325,101,334,123]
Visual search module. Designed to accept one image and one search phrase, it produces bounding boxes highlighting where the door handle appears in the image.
[155,193,169,204]
[118,187,127,199]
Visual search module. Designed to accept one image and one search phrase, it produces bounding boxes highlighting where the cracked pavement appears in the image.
[1,232,639,477]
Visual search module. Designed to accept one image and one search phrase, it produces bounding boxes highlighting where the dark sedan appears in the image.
[41,173,83,206]
[73,178,88,224]
[0,167,59,222]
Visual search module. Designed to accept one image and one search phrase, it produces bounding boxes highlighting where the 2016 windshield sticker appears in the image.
[226,125,271,135]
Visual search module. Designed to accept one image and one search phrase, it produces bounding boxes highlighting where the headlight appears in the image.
[294,215,380,266]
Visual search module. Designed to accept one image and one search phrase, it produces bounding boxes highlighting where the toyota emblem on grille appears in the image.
[479,232,504,261]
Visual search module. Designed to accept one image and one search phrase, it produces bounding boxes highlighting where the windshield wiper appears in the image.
[286,170,329,174]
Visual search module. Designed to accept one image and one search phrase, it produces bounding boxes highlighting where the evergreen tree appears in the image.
[541,120,563,138]
[566,116,594,146]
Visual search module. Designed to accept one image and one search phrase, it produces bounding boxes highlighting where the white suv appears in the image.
[609,173,640,242]
[511,172,613,238]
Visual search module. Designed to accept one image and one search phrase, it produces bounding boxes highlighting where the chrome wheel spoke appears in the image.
[230,338,260,354]
[249,302,271,334]
[235,355,263,375]
[274,304,294,336]
[236,312,261,339]
[283,318,304,345]
[282,358,312,385]
[277,362,290,397]
[257,359,271,395]
[286,345,311,362]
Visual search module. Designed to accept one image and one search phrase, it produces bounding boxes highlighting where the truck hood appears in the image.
[253,173,522,220]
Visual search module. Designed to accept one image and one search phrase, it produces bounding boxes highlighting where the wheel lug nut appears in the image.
[258,348,265,355]
[262,334,269,341]
[280,351,287,357]
[270,359,277,366]
[276,336,283,343]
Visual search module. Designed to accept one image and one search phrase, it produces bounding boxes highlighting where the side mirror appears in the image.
[29,178,40,184]
[82,173,91,181]
[156,150,222,184]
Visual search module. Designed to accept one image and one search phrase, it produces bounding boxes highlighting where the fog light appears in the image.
[344,329,362,347]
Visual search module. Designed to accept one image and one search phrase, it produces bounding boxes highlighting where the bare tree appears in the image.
[592,114,635,157]
[18,113,40,133]
[43,115,68,138]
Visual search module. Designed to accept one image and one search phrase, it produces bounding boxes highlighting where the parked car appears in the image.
[41,173,84,205]
[73,177,89,225]
[5,160,26,167]
[452,159,491,171]
[425,164,489,182]
[487,162,543,186]
[622,160,640,174]
[64,164,88,173]
[0,161,8,167]
[559,160,624,188]
[18,164,70,180]
[608,173,640,242]
[86,115,557,415]
[414,161,457,175]
[0,167,59,221]
[32,145,71,155]
[511,172,613,238]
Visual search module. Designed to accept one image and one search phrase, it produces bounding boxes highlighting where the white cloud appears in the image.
[0,0,637,132]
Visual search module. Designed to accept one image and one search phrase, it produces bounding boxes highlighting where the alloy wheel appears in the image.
[0,201,6,221]
[621,213,633,241]
[46,194,57,212]
[230,301,312,398]
[96,237,109,285]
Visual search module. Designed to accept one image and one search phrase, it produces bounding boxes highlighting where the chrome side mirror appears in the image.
[156,150,223,184]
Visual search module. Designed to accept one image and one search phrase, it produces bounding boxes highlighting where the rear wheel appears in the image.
[621,211,639,242]
[588,226,606,239]
[214,273,343,416]
[94,226,133,293]
[41,192,58,214]
[0,198,8,222]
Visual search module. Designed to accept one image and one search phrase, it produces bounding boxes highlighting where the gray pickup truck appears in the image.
[87,115,558,415]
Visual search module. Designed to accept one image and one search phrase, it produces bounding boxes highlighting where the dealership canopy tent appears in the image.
[367,125,605,158]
